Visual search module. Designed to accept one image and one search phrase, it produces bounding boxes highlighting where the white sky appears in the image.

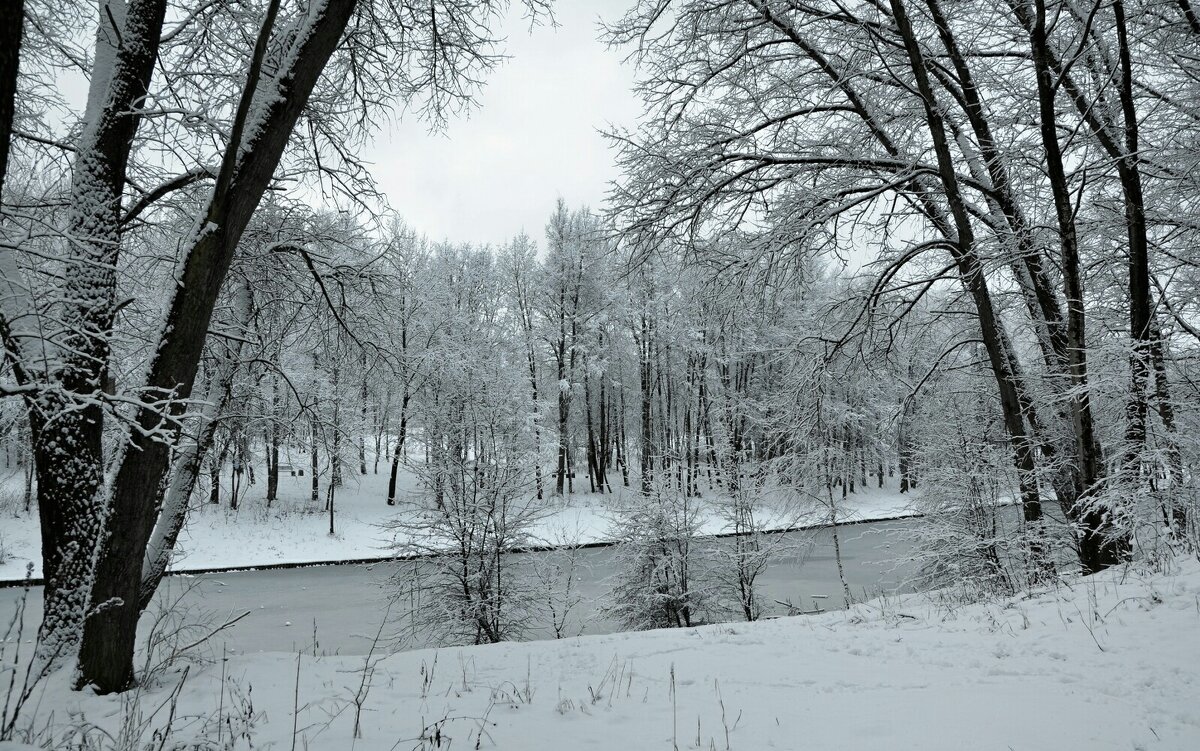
[366,0,641,246]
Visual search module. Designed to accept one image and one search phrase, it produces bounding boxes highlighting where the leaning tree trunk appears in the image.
[75,0,357,692]
[891,0,1051,577]
[386,392,410,505]
[139,285,254,607]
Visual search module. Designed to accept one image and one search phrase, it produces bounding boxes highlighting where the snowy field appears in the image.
[0,462,920,583]
[5,556,1198,750]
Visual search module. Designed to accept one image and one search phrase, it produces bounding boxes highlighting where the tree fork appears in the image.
[76,0,357,692]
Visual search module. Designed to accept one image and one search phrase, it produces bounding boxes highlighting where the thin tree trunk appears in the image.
[387,401,410,506]
[891,0,1051,577]
[210,440,228,506]
[267,375,279,504]
[1150,321,1187,536]
[330,362,343,489]
[359,355,368,475]
[311,418,320,504]
[639,313,654,495]
[327,477,336,535]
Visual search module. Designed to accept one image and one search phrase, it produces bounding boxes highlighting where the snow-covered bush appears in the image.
[389,446,543,645]
[531,524,590,639]
[907,373,1029,599]
[911,432,1021,598]
[605,483,711,630]
[707,467,800,621]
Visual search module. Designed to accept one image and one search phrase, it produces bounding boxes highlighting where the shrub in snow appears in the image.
[604,482,712,630]
[387,449,543,646]
[385,347,545,646]
[910,434,1021,598]
[706,465,796,622]
[530,525,589,639]
[383,243,550,646]
[908,378,1036,598]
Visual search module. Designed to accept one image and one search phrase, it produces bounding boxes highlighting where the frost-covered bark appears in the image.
[27,0,169,670]
[77,0,358,692]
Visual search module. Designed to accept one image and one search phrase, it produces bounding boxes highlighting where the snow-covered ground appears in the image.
[0,463,920,583]
[8,556,1198,749]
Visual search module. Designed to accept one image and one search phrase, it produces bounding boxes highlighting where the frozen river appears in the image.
[0,517,922,657]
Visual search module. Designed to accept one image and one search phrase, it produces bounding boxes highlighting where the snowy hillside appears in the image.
[11,557,1199,750]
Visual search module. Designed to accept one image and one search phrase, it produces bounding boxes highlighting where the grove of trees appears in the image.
[1,0,1199,696]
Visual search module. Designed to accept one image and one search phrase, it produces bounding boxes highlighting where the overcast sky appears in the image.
[367,1,641,247]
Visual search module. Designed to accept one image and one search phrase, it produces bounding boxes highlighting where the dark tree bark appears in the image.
[386,396,410,506]
[584,369,599,493]
[1007,0,1153,539]
[526,348,544,498]
[357,350,368,475]
[924,0,1100,540]
[597,360,612,492]
[209,440,227,505]
[311,417,320,503]
[266,375,280,504]
[0,0,21,202]
[75,0,357,692]
[638,312,654,495]
[1112,0,1153,479]
[746,4,1050,573]
[140,297,251,608]
[327,476,335,535]
[330,361,343,490]
[1026,0,1127,574]
[924,0,1071,372]
[617,387,630,487]
[373,393,388,475]
[898,387,915,494]
[890,0,1050,575]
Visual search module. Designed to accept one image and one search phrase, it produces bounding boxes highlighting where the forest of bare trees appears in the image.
[1,0,1198,711]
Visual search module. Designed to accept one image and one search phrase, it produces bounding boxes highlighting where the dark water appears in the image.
[0,517,922,657]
